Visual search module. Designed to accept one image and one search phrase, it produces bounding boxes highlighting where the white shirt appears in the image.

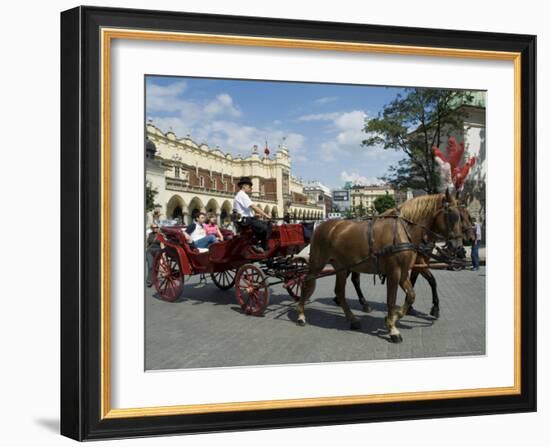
[473,222,482,241]
[234,189,254,217]
[188,223,206,242]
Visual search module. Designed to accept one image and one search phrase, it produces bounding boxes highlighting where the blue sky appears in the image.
[146,76,407,190]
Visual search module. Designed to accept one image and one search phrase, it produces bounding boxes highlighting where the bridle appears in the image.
[393,200,463,247]
[440,201,463,247]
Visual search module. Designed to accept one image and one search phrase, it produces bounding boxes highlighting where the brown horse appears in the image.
[407,203,474,317]
[297,190,464,343]
[345,195,475,319]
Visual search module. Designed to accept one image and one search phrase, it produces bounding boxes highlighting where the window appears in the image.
[199,176,204,187]
[213,179,217,190]
[174,166,180,178]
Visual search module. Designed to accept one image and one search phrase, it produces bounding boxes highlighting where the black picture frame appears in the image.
[61,5,536,441]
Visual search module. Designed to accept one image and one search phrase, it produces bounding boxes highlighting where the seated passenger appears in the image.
[183,212,217,249]
[204,213,224,242]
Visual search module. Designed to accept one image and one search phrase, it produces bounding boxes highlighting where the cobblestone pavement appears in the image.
[145,266,486,370]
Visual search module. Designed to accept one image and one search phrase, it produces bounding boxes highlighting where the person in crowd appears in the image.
[152,208,162,225]
[471,217,482,271]
[233,176,271,252]
[145,224,161,287]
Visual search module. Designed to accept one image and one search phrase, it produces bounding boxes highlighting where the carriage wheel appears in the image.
[235,264,270,316]
[153,250,184,302]
[284,257,309,301]
[210,269,237,290]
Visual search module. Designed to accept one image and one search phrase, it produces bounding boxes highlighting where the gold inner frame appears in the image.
[100,28,522,419]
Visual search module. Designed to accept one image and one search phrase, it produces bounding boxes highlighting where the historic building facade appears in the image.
[145,123,326,225]
[303,181,333,217]
[350,185,413,214]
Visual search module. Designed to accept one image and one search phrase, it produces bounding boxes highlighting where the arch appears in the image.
[220,200,233,224]
[263,205,271,216]
[205,198,220,215]
[188,196,205,223]
[166,195,185,222]
[271,207,278,219]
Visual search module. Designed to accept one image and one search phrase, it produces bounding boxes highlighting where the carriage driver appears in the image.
[233,176,271,252]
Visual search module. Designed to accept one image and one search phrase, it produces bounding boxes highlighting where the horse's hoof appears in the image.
[350,320,361,331]
[362,304,372,313]
[430,307,440,319]
[297,319,306,327]
[390,334,403,343]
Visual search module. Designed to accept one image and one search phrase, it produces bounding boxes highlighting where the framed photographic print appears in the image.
[60,6,536,441]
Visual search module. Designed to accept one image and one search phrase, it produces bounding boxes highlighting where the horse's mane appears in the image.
[383,193,446,222]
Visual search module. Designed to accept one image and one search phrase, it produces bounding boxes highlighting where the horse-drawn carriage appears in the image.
[152,190,474,343]
[152,221,312,316]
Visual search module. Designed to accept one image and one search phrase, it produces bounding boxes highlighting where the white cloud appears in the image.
[316,110,368,161]
[314,96,338,105]
[334,111,367,145]
[340,171,383,186]
[297,112,341,122]
[315,111,399,167]
[203,93,241,118]
[151,115,306,160]
[148,116,191,137]
[146,81,188,112]
[147,81,241,125]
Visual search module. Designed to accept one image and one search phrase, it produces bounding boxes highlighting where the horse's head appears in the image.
[431,189,464,252]
[459,207,475,247]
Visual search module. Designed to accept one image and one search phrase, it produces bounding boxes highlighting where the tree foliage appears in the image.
[354,203,367,218]
[145,182,159,213]
[362,88,473,193]
[373,195,396,214]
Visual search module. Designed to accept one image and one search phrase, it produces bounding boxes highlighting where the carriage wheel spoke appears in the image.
[152,251,184,302]
[235,264,269,316]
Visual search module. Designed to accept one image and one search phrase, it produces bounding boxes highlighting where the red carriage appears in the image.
[152,222,311,316]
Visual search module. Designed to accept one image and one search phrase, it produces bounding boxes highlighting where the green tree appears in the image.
[355,203,366,218]
[343,208,354,219]
[373,195,396,214]
[362,88,473,193]
[145,181,158,213]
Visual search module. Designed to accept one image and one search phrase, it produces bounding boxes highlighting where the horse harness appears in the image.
[333,204,465,279]
[365,215,417,275]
